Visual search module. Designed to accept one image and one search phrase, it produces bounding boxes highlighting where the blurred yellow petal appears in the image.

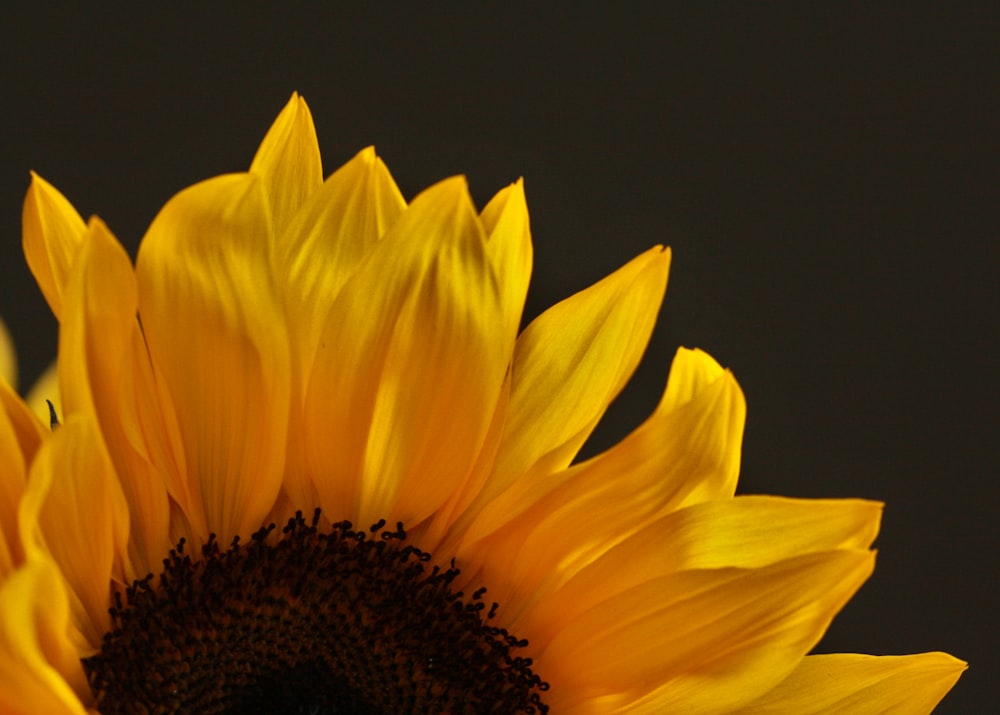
[136,173,291,543]
[0,560,90,715]
[0,390,28,577]
[735,652,968,714]
[303,176,507,527]
[539,550,876,712]
[249,92,323,242]
[0,317,15,389]
[22,173,88,319]
[19,415,129,653]
[57,219,170,580]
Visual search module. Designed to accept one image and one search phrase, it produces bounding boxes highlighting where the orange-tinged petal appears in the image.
[539,550,876,712]
[22,173,88,319]
[0,560,90,715]
[734,652,967,714]
[455,246,670,546]
[303,176,506,528]
[479,179,533,359]
[57,218,171,580]
[136,173,291,543]
[0,317,15,389]
[18,415,129,654]
[249,92,323,242]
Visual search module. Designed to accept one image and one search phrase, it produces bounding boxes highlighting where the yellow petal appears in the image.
[18,415,129,654]
[303,176,507,528]
[456,246,671,546]
[136,173,291,544]
[734,652,967,714]
[451,347,745,612]
[22,173,88,319]
[604,495,881,575]
[0,317,15,389]
[58,218,171,579]
[479,179,533,358]
[414,181,532,550]
[249,92,323,241]
[280,147,406,507]
[0,560,90,715]
[521,495,879,648]
[281,147,405,358]
[0,380,46,574]
[539,550,875,712]
[0,369,45,462]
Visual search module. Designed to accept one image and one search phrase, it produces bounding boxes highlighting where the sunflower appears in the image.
[0,93,964,714]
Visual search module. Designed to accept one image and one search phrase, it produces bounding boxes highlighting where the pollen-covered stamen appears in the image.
[83,510,548,714]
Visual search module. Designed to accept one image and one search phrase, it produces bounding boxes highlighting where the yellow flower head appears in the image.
[0,93,964,713]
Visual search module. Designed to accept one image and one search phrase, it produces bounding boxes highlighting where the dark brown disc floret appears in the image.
[83,510,549,714]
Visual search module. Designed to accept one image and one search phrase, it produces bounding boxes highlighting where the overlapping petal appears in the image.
[55,218,172,580]
[302,177,507,528]
[18,415,129,653]
[136,173,291,543]
[540,550,876,712]
[0,560,91,715]
[454,246,671,547]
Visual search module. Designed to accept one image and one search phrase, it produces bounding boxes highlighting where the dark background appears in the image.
[1,5,994,711]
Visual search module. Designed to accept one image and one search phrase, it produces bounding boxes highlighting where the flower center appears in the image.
[83,511,549,714]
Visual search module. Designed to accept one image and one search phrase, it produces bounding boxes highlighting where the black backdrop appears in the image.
[1,5,994,712]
